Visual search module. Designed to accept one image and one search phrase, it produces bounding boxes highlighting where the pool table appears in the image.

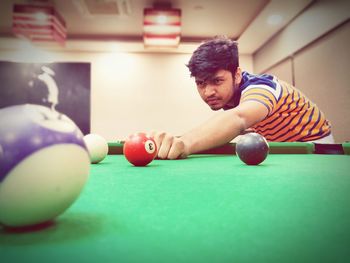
[1,142,350,263]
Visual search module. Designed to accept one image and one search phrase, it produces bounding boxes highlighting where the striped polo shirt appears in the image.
[224,71,331,142]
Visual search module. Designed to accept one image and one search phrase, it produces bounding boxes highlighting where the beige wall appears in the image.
[254,0,350,73]
[0,46,253,141]
[293,22,350,143]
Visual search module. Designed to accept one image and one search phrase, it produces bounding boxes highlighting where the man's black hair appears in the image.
[187,36,239,80]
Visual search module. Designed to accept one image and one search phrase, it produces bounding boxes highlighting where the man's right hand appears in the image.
[149,132,190,160]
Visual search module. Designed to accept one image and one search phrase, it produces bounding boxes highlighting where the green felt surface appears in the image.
[1,154,350,263]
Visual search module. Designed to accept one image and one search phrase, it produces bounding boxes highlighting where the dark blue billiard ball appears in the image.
[236,133,269,165]
[0,104,90,227]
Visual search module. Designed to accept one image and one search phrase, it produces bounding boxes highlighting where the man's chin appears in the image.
[209,105,222,111]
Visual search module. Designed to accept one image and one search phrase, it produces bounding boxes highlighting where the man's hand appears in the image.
[149,132,190,160]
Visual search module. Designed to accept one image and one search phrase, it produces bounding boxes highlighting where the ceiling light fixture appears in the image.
[12,2,67,46]
[143,3,181,48]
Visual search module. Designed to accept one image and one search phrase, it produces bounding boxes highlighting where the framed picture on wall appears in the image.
[0,61,91,134]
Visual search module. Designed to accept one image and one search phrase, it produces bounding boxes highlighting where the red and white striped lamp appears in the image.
[143,7,181,48]
[12,3,67,46]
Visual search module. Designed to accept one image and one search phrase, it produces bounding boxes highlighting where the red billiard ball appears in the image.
[123,133,157,166]
[236,133,269,165]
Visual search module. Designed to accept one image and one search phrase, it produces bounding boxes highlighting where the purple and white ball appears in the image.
[0,104,90,227]
[83,133,108,164]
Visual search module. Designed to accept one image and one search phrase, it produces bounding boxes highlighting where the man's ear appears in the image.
[234,67,242,84]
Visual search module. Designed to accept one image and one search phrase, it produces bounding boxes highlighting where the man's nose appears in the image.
[204,85,216,97]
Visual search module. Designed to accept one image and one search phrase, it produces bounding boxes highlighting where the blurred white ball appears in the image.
[83,134,108,164]
[0,104,90,227]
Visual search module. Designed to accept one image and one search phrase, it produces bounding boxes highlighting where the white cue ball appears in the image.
[83,134,109,164]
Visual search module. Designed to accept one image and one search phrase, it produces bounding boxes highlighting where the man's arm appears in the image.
[153,101,268,159]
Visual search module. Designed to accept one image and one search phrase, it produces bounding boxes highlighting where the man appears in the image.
[152,36,333,160]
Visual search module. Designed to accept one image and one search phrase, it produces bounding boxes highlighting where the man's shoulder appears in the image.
[241,71,277,90]
[240,71,283,101]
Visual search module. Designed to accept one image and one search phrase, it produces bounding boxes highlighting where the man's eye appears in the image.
[213,79,223,85]
[196,81,205,87]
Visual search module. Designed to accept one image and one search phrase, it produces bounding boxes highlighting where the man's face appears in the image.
[195,69,238,111]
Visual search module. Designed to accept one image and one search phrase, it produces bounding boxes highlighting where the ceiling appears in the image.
[0,0,313,54]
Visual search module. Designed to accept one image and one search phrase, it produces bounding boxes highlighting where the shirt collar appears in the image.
[223,72,245,110]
